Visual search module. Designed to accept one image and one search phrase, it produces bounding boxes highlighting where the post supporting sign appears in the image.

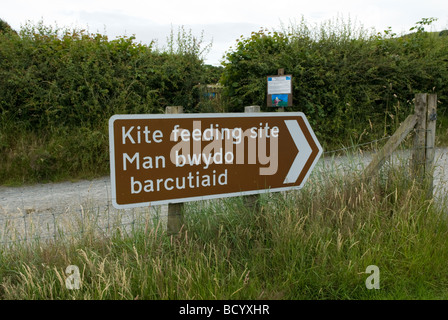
[109,112,322,209]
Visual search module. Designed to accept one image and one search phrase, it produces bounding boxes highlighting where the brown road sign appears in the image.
[109,112,322,209]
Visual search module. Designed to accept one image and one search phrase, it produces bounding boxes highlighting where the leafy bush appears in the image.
[1,17,447,184]
[0,21,211,184]
[0,22,210,130]
[221,17,448,148]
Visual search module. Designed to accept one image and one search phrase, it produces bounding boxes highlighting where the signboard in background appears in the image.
[267,74,293,107]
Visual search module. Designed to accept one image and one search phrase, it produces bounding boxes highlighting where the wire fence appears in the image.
[1,135,447,246]
[322,136,392,156]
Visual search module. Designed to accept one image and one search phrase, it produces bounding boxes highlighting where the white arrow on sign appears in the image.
[283,120,312,184]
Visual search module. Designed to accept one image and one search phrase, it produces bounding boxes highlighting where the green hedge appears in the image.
[220,18,448,148]
[0,22,210,131]
[0,22,212,184]
[1,18,447,184]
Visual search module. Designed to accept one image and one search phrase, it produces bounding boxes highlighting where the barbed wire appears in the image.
[322,136,391,156]
[0,136,400,246]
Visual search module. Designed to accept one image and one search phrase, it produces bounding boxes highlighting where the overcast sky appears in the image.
[2,0,448,66]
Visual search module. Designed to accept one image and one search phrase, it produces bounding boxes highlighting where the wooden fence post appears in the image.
[244,105,261,211]
[411,93,427,183]
[425,94,437,197]
[165,106,185,234]
[364,93,437,200]
[411,93,437,194]
[277,68,285,113]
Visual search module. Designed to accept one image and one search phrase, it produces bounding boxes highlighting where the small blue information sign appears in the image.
[267,74,293,107]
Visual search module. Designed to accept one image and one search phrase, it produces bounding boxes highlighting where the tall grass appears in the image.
[1,157,447,300]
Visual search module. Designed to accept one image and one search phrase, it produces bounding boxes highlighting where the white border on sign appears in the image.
[108,112,323,209]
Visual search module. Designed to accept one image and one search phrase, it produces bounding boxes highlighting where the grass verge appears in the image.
[0,159,447,299]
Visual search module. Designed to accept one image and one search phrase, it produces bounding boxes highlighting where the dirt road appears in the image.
[1,148,447,215]
[0,148,447,243]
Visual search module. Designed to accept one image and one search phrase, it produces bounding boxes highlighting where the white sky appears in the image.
[2,0,448,66]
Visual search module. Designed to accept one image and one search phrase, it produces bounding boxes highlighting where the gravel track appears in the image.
[1,148,447,243]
